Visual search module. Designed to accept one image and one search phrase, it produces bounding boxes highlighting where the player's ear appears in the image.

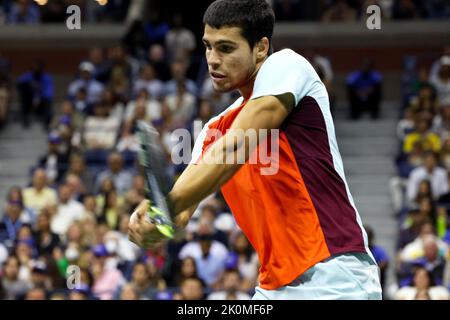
[256,37,269,62]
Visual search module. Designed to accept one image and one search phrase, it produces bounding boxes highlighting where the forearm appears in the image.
[168,135,244,215]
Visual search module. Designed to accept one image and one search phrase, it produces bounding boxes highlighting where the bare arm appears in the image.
[168,93,294,215]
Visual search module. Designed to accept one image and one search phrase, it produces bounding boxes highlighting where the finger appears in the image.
[136,199,150,219]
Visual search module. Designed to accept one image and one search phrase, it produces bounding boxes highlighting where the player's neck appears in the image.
[239,58,266,101]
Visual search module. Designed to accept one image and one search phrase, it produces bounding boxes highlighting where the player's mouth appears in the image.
[210,71,227,83]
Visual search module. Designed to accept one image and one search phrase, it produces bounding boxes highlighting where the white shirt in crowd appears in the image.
[406,166,449,203]
[50,199,85,236]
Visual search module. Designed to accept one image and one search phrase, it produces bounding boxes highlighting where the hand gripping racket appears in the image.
[137,120,175,239]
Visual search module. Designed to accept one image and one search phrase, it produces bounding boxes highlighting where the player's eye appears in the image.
[219,45,234,53]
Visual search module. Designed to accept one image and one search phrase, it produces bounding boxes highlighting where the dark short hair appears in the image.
[203,0,275,50]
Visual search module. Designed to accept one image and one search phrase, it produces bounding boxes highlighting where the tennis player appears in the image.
[128,0,382,300]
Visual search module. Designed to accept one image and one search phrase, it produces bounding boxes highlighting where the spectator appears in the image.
[124,88,162,124]
[395,267,449,300]
[22,168,57,215]
[365,226,389,291]
[164,80,196,129]
[16,61,54,129]
[346,59,382,119]
[273,0,302,21]
[35,132,69,185]
[207,268,251,300]
[174,277,205,300]
[7,0,40,24]
[429,56,450,107]
[124,175,147,210]
[32,208,60,257]
[392,0,421,20]
[178,218,229,287]
[67,62,105,105]
[84,47,109,83]
[91,244,125,300]
[165,59,198,97]
[5,186,35,225]
[24,287,47,300]
[1,256,30,299]
[406,152,448,204]
[132,63,165,99]
[126,262,157,299]
[321,0,358,22]
[95,152,133,195]
[0,201,28,245]
[82,102,121,150]
[397,107,416,141]
[165,13,196,63]
[403,113,441,154]
[50,184,85,236]
[119,283,139,300]
[65,153,95,195]
[146,44,171,82]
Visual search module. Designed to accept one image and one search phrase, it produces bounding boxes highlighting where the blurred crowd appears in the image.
[387,45,450,300]
[1,0,449,26]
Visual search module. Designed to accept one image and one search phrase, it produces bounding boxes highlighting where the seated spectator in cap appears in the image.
[1,256,31,300]
[95,152,133,195]
[346,59,382,120]
[395,267,449,300]
[178,218,229,287]
[7,0,40,24]
[67,61,105,105]
[6,186,36,225]
[207,269,251,300]
[430,56,450,107]
[35,132,69,185]
[91,244,125,300]
[50,183,85,236]
[173,277,205,300]
[23,168,57,216]
[406,152,448,205]
[133,63,165,99]
[404,113,441,155]
[82,101,121,150]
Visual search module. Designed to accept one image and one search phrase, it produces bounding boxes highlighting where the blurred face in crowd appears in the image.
[223,271,240,293]
[69,154,85,174]
[181,257,197,278]
[141,64,156,81]
[83,195,97,213]
[108,153,123,173]
[58,184,72,203]
[423,237,439,262]
[89,47,103,65]
[8,187,23,203]
[6,203,21,221]
[66,174,83,195]
[234,232,250,254]
[37,211,51,231]
[181,278,203,300]
[25,288,46,300]
[134,100,147,120]
[4,256,20,280]
[149,44,165,63]
[120,284,138,300]
[100,178,115,193]
[17,225,32,241]
[132,263,149,286]
[32,169,47,190]
[171,61,187,81]
[413,268,430,290]
[423,153,437,171]
[203,25,265,96]
[69,291,87,300]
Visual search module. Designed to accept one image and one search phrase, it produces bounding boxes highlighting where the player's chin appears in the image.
[211,81,231,93]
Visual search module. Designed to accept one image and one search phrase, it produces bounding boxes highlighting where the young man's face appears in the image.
[203,25,258,94]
